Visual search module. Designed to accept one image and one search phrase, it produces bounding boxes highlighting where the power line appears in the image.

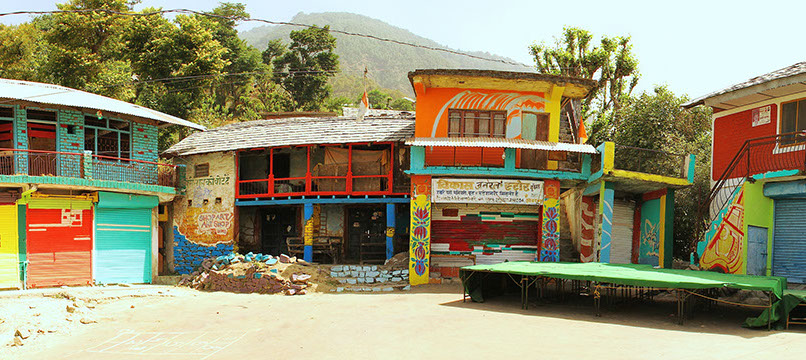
[0,8,532,69]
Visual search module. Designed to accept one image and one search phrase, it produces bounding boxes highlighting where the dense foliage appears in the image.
[530,27,712,260]
[0,0,344,150]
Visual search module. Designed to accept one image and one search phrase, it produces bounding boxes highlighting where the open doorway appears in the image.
[345,205,387,264]
[260,206,299,255]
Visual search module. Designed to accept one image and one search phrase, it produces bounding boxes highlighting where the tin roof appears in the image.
[0,78,204,130]
[163,115,416,156]
[683,61,806,110]
[405,137,598,154]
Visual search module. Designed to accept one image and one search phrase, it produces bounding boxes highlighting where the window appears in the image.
[781,99,806,145]
[0,107,13,149]
[194,163,210,178]
[447,110,506,138]
[84,115,132,159]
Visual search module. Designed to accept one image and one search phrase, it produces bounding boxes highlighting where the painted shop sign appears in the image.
[197,212,234,236]
[432,178,544,205]
[752,106,771,127]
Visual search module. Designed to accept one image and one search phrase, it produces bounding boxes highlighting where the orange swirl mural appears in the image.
[416,88,547,138]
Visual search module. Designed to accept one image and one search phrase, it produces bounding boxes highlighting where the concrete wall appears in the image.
[172,151,236,274]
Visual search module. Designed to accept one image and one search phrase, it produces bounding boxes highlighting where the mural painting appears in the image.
[579,196,596,263]
[639,198,661,266]
[409,175,431,285]
[172,152,236,274]
[699,188,745,274]
[540,180,561,262]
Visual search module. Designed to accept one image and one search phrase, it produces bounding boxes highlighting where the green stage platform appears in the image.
[460,262,793,328]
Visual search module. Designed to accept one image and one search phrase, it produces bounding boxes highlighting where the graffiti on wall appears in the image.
[699,188,745,274]
[540,180,560,262]
[579,196,596,263]
[428,90,546,138]
[196,212,234,236]
[639,198,661,266]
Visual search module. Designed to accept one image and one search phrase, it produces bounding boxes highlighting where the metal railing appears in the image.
[0,148,178,187]
[695,131,806,248]
[613,144,688,178]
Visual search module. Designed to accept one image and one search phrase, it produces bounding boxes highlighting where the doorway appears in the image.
[345,205,386,264]
[260,206,299,255]
[521,112,549,170]
[747,225,768,276]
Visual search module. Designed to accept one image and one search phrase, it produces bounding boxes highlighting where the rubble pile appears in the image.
[178,252,336,295]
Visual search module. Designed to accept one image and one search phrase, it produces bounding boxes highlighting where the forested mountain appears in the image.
[240,12,530,97]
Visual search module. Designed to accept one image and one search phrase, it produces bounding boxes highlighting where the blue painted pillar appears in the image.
[599,181,615,263]
[303,203,314,262]
[386,203,396,260]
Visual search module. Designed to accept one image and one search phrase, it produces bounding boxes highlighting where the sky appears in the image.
[1,0,805,99]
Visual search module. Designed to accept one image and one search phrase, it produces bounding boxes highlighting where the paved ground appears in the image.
[4,284,806,359]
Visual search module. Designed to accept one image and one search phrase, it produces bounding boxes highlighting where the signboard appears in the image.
[752,106,771,127]
[432,178,544,205]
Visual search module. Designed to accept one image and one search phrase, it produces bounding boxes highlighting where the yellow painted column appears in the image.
[0,205,20,289]
[546,85,565,170]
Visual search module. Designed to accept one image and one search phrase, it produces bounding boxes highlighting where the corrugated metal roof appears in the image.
[0,78,204,130]
[164,116,416,156]
[405,137,598,154]
[683,61,806,108]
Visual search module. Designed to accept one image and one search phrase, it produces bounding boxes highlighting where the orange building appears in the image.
[405,69,694,285]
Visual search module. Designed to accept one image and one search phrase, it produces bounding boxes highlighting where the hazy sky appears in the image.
[1,0,804,99]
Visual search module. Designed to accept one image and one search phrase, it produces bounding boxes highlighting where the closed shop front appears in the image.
[610,199,635,264]
[431,203,541,265]
[94,192,157,284]
[0,205,20,289]
[26,198,93,288]
[773,199,806,283]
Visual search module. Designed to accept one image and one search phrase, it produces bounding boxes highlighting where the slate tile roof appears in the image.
[684,61,806,108]
[163,115,415,156]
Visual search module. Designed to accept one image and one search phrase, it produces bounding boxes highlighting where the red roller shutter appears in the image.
[26,207,93,288]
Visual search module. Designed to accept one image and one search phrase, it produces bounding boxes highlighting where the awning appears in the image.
[405,137,598,154]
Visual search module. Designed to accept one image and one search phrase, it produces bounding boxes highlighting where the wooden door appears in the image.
[521,112,549,170]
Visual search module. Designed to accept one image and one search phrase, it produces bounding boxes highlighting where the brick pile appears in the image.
[330,265,411,293]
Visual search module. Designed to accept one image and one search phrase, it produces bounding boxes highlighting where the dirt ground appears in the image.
[4,284,806,359]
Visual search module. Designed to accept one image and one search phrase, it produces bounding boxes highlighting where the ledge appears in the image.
[0,175,177,195]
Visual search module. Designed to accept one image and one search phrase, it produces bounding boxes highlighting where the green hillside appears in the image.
[240,12,530,97]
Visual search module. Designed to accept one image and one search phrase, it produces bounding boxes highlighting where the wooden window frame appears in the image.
[447,109,506,138]
[779,98,806,147]
[194,163,210,178]
[83,115,132,160]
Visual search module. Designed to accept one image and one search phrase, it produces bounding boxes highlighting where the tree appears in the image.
[607,86,712,260]
[529,27,639,142]
[272,25,339,111]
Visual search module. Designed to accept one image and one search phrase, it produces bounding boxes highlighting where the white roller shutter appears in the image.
[610,199,635,264]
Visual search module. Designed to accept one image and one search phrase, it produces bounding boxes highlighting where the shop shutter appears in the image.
[0,205,20,289]
[431,203,540,265]
[610,199,635,264]
[773,199,806,283]
[26,206,93,288]
[95,208,152,284]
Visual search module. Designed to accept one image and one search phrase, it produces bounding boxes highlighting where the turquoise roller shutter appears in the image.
[95,208,152,284]
[773,199,806,283]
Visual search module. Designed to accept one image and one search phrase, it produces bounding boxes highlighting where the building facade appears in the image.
[0,79,203,289]
[405,70,694,285]
[686,62,806,282]
[163,116,415,273]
